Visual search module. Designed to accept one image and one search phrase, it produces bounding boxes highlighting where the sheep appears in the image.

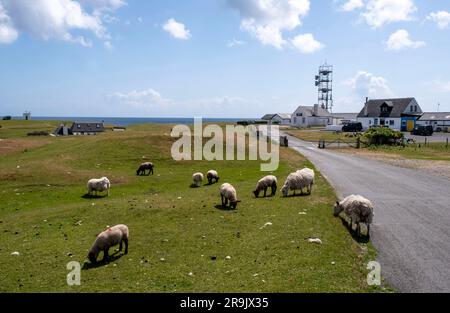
[192,172,204,187]
[87,177,110,196]
[297,167,314,194]
[88,224,129,263]
[219,183,241,209]
[280,168,315,197]
[333,195,374,237]
[136,162,154,176]
[206,170,220,185]
[253,175,277,198]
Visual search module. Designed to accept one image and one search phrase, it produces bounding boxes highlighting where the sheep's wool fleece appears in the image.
[220,183,237,202]
[92,224,129,251]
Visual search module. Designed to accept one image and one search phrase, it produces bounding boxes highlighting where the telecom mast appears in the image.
[315,63,333,111]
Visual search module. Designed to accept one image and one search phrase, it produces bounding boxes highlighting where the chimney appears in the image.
[364,97,369,116]
[313,104,319,116]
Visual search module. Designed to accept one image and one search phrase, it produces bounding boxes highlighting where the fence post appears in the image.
[356,137,361,149]
[425,138,427,147]
[447,137,448,148]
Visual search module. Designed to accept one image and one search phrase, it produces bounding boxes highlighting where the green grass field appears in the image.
[0,120,383,292]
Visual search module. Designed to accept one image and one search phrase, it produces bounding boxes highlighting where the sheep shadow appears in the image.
[82,251,125,270]
[189,184,201,188]
[214,204,236,211]
[283,193,311,198]
[82,194,108,199]
[339,219,370,244]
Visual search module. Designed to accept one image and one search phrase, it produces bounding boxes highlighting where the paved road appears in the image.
[284,133,450,293]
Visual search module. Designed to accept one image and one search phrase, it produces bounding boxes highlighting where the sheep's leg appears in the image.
[119,240,123,252]
[123,238,128,254]
[221,195,225,206]
[263,187,267,197]
[103,249,109,263]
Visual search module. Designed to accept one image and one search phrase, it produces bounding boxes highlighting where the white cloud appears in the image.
[341,0,364,12]
[0,0,124,46]
[0,2,18,44]
[163,18,191,40]
[386,29,425,51]
[290,33,324,54]
[344,71,393,98]
[106,89,171,108]
[361,0,416,28]
[227,38,245,47]
[227,0,310,49]
[427,11,450,30]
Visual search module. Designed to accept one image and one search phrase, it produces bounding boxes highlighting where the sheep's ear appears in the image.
[336,201,339,206]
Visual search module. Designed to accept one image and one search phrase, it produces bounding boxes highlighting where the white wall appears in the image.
[357,117,401,130]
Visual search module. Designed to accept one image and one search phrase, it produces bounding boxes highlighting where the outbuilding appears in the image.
[417,112,450,132]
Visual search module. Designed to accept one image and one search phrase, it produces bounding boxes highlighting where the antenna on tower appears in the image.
[438,102,440,112]
[315,63,333,112]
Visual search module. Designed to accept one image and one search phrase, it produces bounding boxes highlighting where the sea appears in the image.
[13,117,253,127]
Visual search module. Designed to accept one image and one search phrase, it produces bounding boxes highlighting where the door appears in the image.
[407,120,414,131]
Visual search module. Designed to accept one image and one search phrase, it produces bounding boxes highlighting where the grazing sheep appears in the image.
[253,175,277,198]
[219,183,241,209]
[206,170,220,185]
[333,195,374,237]
[192,172,204,187]
[280,168,315,197]
[297,167,314,194]
[136,162,154,176]
[87,177,110,196]
[88,224,129,263]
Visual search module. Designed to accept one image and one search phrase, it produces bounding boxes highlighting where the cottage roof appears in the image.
[419,112,450,121]
[261,114,276,120]
[294,105,331,117]
[70,122,105,132]
[357,98,418,118]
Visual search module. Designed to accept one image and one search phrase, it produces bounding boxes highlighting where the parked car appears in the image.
[342,122,362,132]
[411,125,433,136]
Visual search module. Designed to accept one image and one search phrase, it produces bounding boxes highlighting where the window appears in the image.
[369,120,372,125]
[77,124,81,128]
[96,124,100,128]
[414,106,418,112]
[381,106,387,112]
[374,118,379,125]
[296,113,302,117]
[390,120,394,126]
[302,118,306,124]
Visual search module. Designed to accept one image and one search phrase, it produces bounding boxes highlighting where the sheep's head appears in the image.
[230,200,241,210]
[253,190,260,198]
[281,185,288,197]
[333,201,343,216]
[88,251,98,264]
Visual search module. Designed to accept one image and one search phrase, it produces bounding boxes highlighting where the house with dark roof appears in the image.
[70,122,105,136]
[417,112,450,132]
[260,113,292,125]
[291,104,332,127]
[357,98,422,131]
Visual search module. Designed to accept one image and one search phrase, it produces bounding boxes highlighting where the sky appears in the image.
[0,0,450,118]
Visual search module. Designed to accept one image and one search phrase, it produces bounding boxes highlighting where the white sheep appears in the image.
[253,175,277,198]
[88,224,129,263]
[87,177,110,196]
[219,183,241,209]
[333,195,374,237]
[192,172,204,187]
[281,168,315,197]
[206,170,220,185]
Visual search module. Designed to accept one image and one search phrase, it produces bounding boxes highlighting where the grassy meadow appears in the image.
[0,120,382,292]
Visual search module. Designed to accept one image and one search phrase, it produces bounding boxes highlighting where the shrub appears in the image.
[27,131,49,136]
[2,116,12,120]
[364,127,403,145]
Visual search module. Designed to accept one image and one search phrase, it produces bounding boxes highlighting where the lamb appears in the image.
[206,170,220,185]
[219,183,241,209]
[136,162,154,175]
[253,175,277,198]
[88,224,129,263]
[87,177,110,196]
[333,194,374,237]
[280,168,315,197]
[192,172,204,187]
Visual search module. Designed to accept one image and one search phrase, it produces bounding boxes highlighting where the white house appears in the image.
[261,113,292,125]
[331,113,358,125]
[357,98,422,131]
[291,104,332,127]
[417,112,450,132]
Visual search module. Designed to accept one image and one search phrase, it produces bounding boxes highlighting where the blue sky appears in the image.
[0,0,450,118]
